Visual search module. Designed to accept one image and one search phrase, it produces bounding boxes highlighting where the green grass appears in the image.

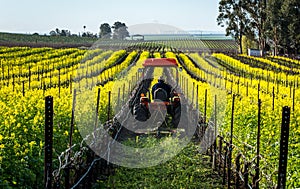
[95,137,223,189]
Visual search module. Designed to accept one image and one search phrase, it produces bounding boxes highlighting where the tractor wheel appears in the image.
[172,104,181,128]
[133,103,150,122]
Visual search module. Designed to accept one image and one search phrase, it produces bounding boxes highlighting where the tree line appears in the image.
[99,21,129,40]
[49,21,129,40]
[217,0,300,56]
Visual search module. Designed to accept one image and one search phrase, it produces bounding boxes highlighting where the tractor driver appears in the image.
[152,76,172,101]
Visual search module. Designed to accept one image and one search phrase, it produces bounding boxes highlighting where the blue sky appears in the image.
[0,0,224,35]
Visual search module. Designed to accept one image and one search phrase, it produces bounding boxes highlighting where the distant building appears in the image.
[248,49,263,56]
[131,34,144,41]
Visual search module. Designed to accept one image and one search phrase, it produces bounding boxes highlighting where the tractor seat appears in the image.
[153,88,168,102]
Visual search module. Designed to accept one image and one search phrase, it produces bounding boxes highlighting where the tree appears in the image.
[217,0,252,53]
[99,23,112,39]
[82,31,97,38]
[60,29,71,36]
[244,0,268,54]
[50,28,71,37]
[280,0,300,54]
[265,0,284,55]
[242,35,258,54]
[49,30,57,36]
[55,28,61,35]
[264,0,300,55]
[112,21,129,40]
[218,0,300,55]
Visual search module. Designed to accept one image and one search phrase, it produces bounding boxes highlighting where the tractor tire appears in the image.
[133,103,150,122]
[172,104,181,128]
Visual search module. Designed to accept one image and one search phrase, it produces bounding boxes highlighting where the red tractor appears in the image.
[133,58,181,132]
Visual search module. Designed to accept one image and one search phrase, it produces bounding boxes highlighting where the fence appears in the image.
[198,96,291,189]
